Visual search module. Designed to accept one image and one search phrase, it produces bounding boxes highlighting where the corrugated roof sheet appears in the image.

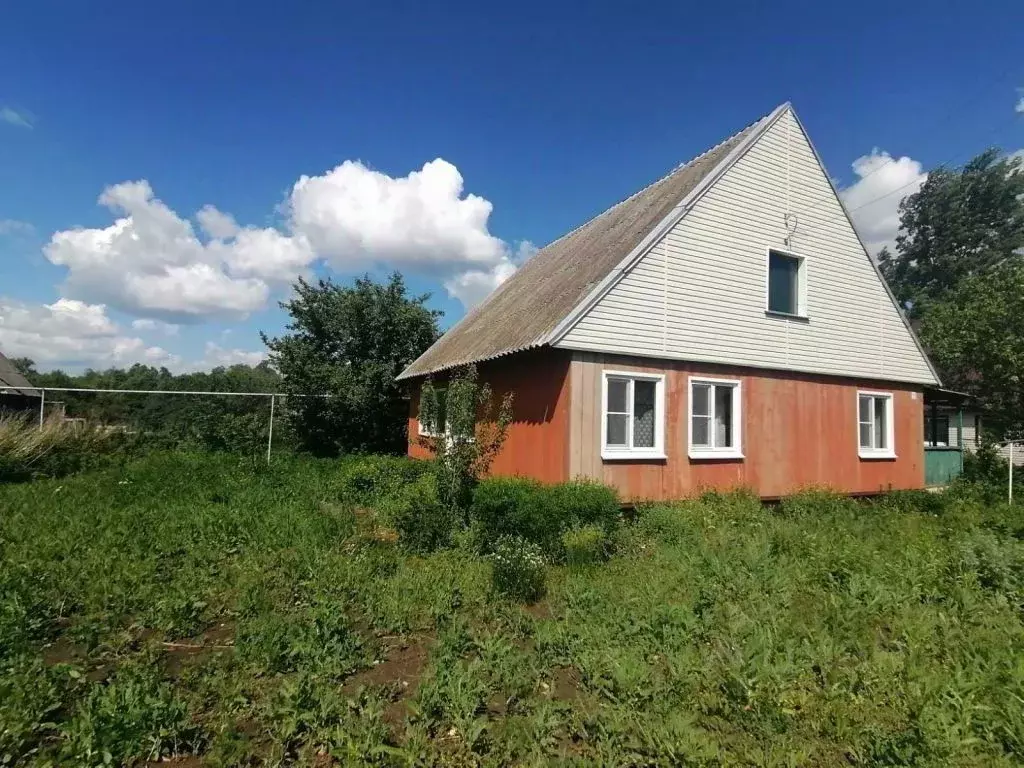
[398,110,772,380]
[0,351,38,397]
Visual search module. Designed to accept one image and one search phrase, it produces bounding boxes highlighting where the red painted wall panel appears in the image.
[406,349,571,484]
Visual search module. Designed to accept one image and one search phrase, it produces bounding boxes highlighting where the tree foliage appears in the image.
[418,364,513,521]
[11,361,284,457]
[879,149,1024,317]
[264,273,440,456]
[920,262,1024,438]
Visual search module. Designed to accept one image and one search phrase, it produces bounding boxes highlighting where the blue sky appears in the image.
[1,0,1022,371]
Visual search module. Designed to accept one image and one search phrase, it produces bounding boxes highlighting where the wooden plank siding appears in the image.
[557,108,937,386]
[407,348,572,483]
[569,352,925,500]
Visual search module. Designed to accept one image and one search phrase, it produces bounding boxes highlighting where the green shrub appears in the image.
[470,477,620,558]
[60,663,201,766]
[490,536,545,602]
[382,473,458,554]
[561,524,608,567]
[874,489,948,516]
[337,454,434,506]
[775,488,859,518]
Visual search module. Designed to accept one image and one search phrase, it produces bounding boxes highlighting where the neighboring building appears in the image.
[926,405,1024,467]
[0,351,41,412]
[398,103,941,500]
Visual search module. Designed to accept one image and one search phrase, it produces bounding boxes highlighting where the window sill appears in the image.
[602,450,667,462]
[859,451,897,461]
[765,310,809,322]
[689,449,745,461]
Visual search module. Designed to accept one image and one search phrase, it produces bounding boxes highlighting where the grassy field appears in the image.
[2,454,1024,766]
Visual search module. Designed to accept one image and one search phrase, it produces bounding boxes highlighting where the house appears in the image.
[925,401,1024,469]
[398,103,941,500]
[0,350,41,413]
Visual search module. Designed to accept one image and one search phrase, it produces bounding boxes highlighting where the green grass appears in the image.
[2,454,1024,765]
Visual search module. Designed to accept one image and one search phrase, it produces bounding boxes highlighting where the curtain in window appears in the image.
[714,385,732,447]
[633,380,656,448]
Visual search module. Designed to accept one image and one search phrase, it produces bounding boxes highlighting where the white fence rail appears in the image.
[0,385,324,464]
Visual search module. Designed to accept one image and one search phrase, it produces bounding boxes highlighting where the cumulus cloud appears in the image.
[1016,91,1024,114]
[44,180,313,320]
[43,157,523,319]
[839,150,927,257]
[1,106,32,129]
[287,158,507,274]
[0,298,178,369]
[198,342,266,369]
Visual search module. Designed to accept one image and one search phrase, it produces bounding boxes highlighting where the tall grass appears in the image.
[1,455,1023,765]
[0,414,137,482]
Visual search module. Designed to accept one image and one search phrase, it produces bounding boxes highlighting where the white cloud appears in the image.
[198,342,266,369]
[44,180,313,320]
[1016,91,1024,114]
[0,298,178,370]
[0,219,34,236]
[840,150,927,256]
[287,158,507,273]
[1,106,32,129]
[131,318,180,336]
[43,158,523,319]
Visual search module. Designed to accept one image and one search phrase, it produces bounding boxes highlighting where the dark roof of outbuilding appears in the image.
[398,107,779,380]
[0,351,39,397]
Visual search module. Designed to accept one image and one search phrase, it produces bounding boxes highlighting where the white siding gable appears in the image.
[555,108,939,385]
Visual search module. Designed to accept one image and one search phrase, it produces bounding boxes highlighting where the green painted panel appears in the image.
[925,448,962,487]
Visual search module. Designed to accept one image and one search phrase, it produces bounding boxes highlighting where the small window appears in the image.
[418,387,447,437]
[602,372,665,460]
[767,249,806,316]
[858,392,895,458]
[689,377,743,459]
[924,413,950,447]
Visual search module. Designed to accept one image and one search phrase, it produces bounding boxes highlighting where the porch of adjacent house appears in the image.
[923,387,970,488]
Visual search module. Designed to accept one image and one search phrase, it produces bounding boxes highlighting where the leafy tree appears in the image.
[920,262,1024,440]
[419,364,513,521]
[264,273,440,456]
[878,149,1024,317]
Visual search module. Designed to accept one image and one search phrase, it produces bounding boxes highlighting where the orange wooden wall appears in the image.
[568,352,925,500]
[406,349,572,483]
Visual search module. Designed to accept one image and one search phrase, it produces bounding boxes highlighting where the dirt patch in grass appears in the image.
[342,633,434,733]
[143,756,203,767]
[161,620,236,679]
[550,666,582,702]
[523,601,553,621]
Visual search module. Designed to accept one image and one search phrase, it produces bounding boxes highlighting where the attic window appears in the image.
[767,249,806,317]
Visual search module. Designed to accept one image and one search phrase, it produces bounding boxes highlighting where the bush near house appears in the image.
[2,452,1024,766]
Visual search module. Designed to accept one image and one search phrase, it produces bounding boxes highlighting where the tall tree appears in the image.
[264,273,441,456]
[920,262,1024,440]
[878,149,1024,317]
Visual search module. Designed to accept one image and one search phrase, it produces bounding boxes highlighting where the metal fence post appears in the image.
[266,394,275,465]
[1010,442,1015,506]
[38,389,45,430]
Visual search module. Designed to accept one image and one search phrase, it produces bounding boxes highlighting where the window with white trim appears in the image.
[688,377,743,459]
[767,249,807,316]
[601,371,665,459]
[858,392,895,458]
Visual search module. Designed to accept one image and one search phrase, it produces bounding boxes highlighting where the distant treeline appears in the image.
[12,360,289,454]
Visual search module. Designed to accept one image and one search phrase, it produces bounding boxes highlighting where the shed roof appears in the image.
[0,351,38,397]
[398,107,778,380]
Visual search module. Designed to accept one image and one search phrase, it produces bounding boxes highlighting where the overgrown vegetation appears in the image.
[0,414,140,482]
[2,453,1024,765]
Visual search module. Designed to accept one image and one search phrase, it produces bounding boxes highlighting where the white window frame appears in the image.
[688,376,744,460]
[600,370,666,461]
[765,247,808,318]
[857,390,896,459]
[417,386,447,437]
